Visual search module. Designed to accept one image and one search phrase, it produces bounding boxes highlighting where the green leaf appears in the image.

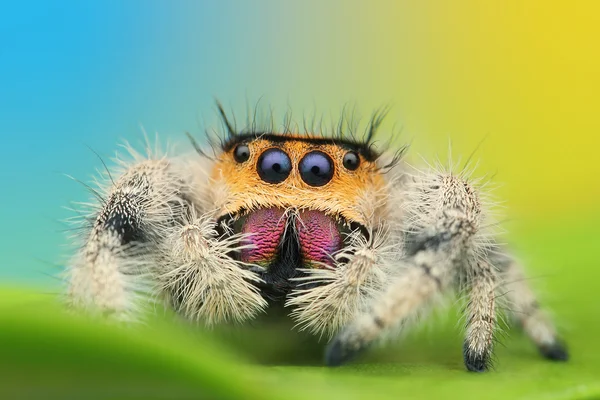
[1,217,599,399]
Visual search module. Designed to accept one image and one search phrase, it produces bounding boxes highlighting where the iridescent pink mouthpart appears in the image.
[240,208,287,265]
[296,210,342,267]
[239,208,342,268]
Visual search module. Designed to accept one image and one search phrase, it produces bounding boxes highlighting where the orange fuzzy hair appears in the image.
[186,102,407,228]
[211,135,388,227]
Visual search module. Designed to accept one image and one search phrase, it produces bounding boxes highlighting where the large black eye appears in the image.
[257,148,292,184]
[233,144,250,163]
[342,151,360,171]
[299,151,334,187]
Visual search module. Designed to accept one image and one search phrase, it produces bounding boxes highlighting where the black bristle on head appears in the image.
[186,132,215,160]
[213,100,403,164]
[215,99,237,139]
[365,106,390,145]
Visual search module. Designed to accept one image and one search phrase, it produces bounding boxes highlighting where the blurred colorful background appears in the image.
[0,1,599,399]
[1,1,599,284]
[0,1,600,282]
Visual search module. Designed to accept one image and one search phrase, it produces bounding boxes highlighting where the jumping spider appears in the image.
[66,104,568,372]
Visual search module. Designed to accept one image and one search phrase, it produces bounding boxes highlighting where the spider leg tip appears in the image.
[464,356,490,373]
[540,341,569,362]
[463,343,492,373]
[324,336,364,367]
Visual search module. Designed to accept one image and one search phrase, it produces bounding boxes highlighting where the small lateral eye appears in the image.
[342,151,360,171]
[233,144,250,163]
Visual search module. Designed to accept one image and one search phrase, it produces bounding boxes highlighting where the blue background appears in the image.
[0,2,277,283]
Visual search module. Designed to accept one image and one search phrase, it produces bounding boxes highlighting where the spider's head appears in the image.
[210,133,389,271]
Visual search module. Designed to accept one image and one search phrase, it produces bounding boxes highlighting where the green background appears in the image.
[2,215,599,399]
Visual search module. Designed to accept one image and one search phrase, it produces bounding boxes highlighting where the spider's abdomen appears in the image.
[240,208,342,269]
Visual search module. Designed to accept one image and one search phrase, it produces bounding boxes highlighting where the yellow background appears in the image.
[259,1,600,219]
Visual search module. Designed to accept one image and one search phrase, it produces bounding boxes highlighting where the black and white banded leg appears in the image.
[492,251,568,361]
[463,259,497,372]
[67,158,186,321]
[326,172,498,370]
[67,155,266,323]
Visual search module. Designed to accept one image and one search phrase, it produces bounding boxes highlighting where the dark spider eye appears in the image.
[299,151,334,187]
[342,151,360,171]
[257,148,292,184]
[233,144,250,163]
